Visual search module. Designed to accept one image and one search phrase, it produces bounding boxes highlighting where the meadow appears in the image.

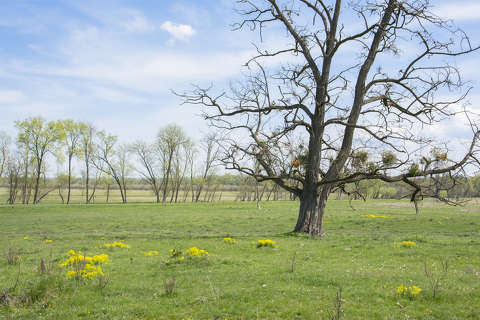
[0,200,479,319]
[0,186,293,204]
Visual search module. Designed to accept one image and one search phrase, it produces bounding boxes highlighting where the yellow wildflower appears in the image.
[400,240,416,248]
[361,214,388,219]
[186,247,209,257]
[144,250,159,256]
[255,239,276,248]
[102,241,131,249]
[223,237,236,244]
[396,285,422,298]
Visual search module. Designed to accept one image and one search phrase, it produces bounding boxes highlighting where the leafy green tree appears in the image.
[58,119,83,204]
[15,117,61,204]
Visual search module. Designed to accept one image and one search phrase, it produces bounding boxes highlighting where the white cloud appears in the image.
[434,3,480,21]
[160,21,196,41]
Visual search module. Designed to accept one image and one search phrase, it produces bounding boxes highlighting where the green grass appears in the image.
[0,200,479,319]
[0,186,292,204]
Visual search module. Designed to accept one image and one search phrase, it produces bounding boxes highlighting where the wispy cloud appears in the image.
[121,11,153,33]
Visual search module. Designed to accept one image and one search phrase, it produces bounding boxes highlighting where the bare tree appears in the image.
[80,123,95,204]
[117,143,132,202]
[194,132,221,202]
[0,131,10,179]
[179,0,480,235]
[170,139,194,203]
[6,153,21,204]
[92,131,128,203]
[131,140,163,203]
[157,124,188,203]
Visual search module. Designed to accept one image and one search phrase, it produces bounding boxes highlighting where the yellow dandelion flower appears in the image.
[223,237,236,244]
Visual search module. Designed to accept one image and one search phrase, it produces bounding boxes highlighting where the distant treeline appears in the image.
[0,117,478,205]
[1,173,478,205]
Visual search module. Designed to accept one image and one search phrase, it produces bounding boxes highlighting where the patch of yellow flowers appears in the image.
[60,250,109,280]
[66,264,104,280]
[144,250,159,256]
[223,237,236,244]
[102,241,131,249]
[165,247,209,265]
[397,240,416,248]
[165,249,184,265]
[361,214,388,219]
[254,239,277,248]
[60,250,110,267]
[396,285,421,298]
[186,247,209,257]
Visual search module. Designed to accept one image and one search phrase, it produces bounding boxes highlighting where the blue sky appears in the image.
[1,0,479,144]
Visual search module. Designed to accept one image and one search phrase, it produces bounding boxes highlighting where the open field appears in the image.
[0,187,293,204]
[0,200,479,319]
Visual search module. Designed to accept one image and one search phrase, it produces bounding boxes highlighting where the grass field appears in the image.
[0,186,292,204]
[0,200,479,319]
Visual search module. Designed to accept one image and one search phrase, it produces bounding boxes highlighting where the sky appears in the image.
[0,0,480,147]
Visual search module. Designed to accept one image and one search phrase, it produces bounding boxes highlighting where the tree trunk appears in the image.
[162,151,174,203]
[294,187,329,236]
[22,150,29,204]
[85,154,90,204]
[122,180,127,203]
[106,184,110,203]
[33,158,43,204]
[195,183,203,202]
[67,154,73,204]
[58,187,64,204]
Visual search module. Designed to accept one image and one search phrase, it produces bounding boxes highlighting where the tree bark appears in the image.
[294,186,329,236]
[33,157,43,204]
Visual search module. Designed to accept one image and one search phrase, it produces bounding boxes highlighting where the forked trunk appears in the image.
[294,187,329,236]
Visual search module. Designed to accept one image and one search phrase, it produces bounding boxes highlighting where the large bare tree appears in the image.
[179,0,480,235]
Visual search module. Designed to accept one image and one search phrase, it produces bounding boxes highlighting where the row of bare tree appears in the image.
[0,117,222,205]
